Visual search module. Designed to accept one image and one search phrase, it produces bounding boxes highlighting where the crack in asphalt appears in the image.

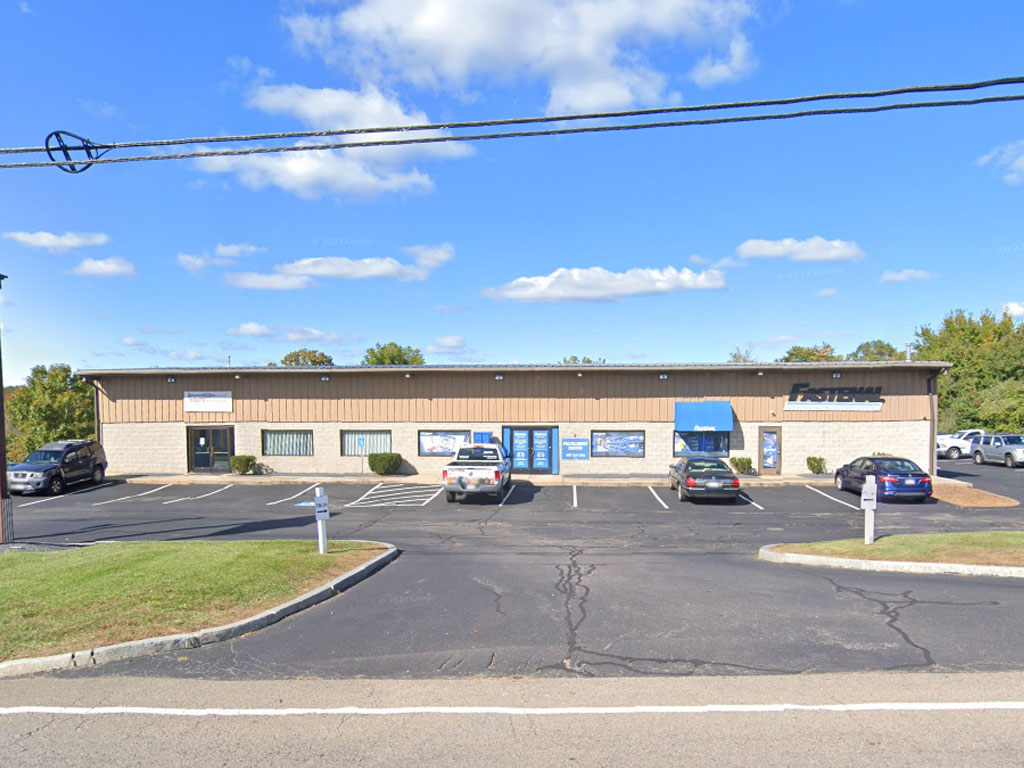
[471,578,506,615]
[341,509,394,537]
[809,570,1000,670]
[539,546,597,677]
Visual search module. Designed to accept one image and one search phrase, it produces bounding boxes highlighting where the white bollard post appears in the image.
[313,486,329,555]
[861,475,878,545]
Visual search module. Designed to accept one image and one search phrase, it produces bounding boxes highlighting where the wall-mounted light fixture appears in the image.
[832,372,842,379]
[494,374,504,381]
[320,375,330,382]
[166,376,175,383]
[234,374,241,380]
[404,373,412,378]
[757,371,764,376]
[577,372,584,377]
[658,373,669,380]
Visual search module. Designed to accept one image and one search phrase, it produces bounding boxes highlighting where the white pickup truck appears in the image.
[936,429,986,459]
[442,443,512,503]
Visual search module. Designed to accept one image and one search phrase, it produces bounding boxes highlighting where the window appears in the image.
[262,430,313,456]
[591,430,645,458]
[418,430,472,457]
[674,431,730,458]
[341,430,392,456]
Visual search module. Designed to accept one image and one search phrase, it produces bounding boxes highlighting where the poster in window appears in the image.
[591,431,645,458]
[418,430,471,456]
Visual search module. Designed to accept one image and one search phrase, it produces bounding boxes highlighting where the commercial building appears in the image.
[78,362,947,478]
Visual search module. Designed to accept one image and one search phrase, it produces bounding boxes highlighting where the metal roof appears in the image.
[77,361,951,379]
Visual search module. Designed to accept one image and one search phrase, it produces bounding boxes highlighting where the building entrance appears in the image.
[504,426,556,475]
[187,426,235,473]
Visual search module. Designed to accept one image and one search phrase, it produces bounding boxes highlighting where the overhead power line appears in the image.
[1,76,1022,173]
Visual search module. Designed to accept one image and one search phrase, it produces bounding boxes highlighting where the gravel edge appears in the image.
[758,544,1024,579]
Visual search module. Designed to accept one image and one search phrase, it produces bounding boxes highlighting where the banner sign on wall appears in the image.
[418,431,471,456]
[561,439,589,460]
[783,383,885,412]
[591,431,645,458]
[183,391,232,413]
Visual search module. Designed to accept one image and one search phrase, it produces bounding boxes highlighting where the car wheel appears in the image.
[834,473,845,492]
[48,474,65,496]
[973,452,984,465]
[91,465,105,483]
[677,483,685,503]
[1005,454,1017,469]
[669,478,676,490]
[445,491,456,503]
[947,447,961,460]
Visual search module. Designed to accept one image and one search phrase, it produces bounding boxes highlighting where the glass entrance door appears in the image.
[188,426,235,473]
[506,426,553,475]
[758,426,781,476]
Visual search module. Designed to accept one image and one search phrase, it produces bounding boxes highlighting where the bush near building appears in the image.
[368,452,402,475]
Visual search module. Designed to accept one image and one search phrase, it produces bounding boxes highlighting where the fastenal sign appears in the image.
[183,391,233,413]
[783,383,884,412]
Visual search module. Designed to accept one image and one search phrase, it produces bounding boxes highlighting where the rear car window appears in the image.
[457,447,499,461]
[876,459,921,473]
[686,460,730,473]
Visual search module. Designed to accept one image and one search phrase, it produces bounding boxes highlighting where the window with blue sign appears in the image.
[532,429,550,470]
[674,431,730,458]
[591,430,645,458]
[418,430,471,457]
[512,429,530,469]
[341,430,392,456]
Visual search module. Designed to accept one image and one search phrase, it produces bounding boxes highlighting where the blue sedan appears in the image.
[834,456,932,502]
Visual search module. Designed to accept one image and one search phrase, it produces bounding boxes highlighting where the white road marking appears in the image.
[421,487,444,506]
[805,484,860,510]
[344,483,383,507]
[91,484,172,507]
[498,484,516,506]
[162,484,234,505]
[647,486,669,510]
[266,483,320,506]
[2,701,1022,718]
[572,485,578,508]
[17,482,112,507]
[738,492,764,510]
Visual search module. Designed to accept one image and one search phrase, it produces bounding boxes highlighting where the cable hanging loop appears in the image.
[44,130,113,174]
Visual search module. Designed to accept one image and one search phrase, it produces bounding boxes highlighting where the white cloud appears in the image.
[978,140,1024,185]
[1005,302,1024,318]
[227,322,273,337]
[72,257,135,277]
[690,33,757,87]
[427,335,483,361]
[3,231,109,253]
[196,84,469,199]
[225,272,313,290]
[483,265,725,302]
[277,242,453,282]
[737,236,865,262]
[816,288,837,298]
[177,253,208,273]
[284,327,350,343]
[121,337,143,347]
[689,254,708,265]
[879,269,934,284]
[215,242,266,258]
[283,0,757,113]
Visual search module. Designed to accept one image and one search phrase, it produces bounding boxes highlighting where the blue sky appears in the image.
[1,0,1023,382]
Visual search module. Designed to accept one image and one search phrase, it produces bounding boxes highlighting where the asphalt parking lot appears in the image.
[937,457,1024,501]
[9,474,1024,680]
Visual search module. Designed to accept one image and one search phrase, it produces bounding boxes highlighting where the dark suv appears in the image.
[7,440,108,495]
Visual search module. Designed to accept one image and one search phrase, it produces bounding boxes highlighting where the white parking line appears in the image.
[805,484,860,510]
[4,701,1022,718]
[421,487,444,506]
[17,482,116,508]
[344,483,383,507]
[92,484,172,507]
[162,484,234,505]
[572,485,578,508]
[647,486,669,509]
[738,492,764,510]
[266,483,321,506]
[498,484,516,506]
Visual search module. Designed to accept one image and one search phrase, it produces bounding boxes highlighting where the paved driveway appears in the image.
[10,479,1024,680]
[937,457,1024,502]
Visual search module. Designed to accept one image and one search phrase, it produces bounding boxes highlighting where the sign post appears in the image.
[861,475,877,545]
[313,486,329,555]
[358,435,366,475]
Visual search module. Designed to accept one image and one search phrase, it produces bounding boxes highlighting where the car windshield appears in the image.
[686,459,730,473]
[1003,435,1024,445]
[875,459,921,473]
[23,450,62,464]
[457,446,499,461]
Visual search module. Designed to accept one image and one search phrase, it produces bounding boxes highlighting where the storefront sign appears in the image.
[183,391,232,413]
[533,430,550,470]
[561,439,590,460]
[783,383,885,411]
[512,430,530,470]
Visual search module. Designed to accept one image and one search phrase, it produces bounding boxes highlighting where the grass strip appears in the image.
[776,531,1024,567]
[0,540,387,662]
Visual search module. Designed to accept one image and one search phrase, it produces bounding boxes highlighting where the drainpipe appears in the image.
[926,369,943,477]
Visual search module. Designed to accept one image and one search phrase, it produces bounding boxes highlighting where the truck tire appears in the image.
[92,465,106,483]
[48,474,65,496]
[1005,454,1017,468]
[445,491,456,503]
[946,447,961,460]
[835,473,845,492]
[973,452,984,465]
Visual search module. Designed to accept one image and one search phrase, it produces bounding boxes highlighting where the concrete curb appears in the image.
[0,541,398,679]
[758,544,1024,579]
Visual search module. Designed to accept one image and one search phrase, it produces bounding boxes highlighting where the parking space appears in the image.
[345,483,444,508]
[937,458,1024,503]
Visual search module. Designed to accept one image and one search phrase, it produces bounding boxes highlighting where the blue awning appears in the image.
[674,401,734,432]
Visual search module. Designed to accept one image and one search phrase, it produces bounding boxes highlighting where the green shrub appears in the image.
[229,455,256,474]
[367,452,402,475]
[729,456,753,474]
[806,456,827,474]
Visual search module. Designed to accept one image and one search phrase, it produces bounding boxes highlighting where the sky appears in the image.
[1,0,1023,383]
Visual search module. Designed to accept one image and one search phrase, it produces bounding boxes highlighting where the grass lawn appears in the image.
[776,532,1024,567]
[0,540,387,662]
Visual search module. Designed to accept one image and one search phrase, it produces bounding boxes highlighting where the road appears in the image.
[8,476,1024,679]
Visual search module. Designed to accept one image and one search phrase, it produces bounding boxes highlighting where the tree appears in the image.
[361,342,425,366]
[775,343,842,363]
[727,346,756,363]
[280,349,334,366]
[6,364,94,462]
[846,340,900,361]
[561,355,607,365]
